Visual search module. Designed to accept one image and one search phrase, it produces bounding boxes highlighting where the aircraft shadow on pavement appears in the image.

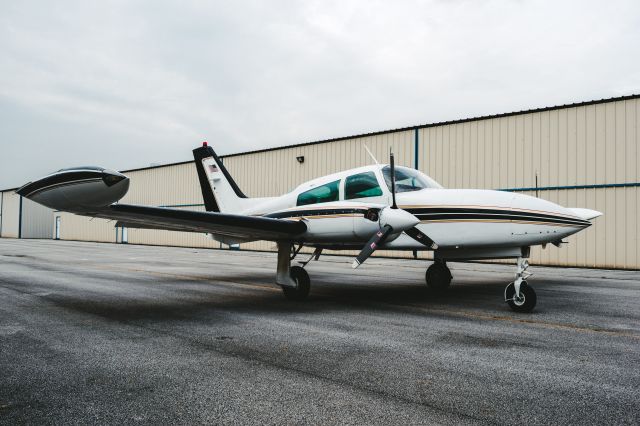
[44,272,512,323]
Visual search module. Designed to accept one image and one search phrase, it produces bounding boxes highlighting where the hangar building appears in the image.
[1,94,639,269]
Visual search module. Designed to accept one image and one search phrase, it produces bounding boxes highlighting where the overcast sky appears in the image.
[1,0,639,189]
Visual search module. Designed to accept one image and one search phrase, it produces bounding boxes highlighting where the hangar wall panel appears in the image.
[20,198,54,239]
[0,192,20,238]
[122,162,203,207]
[418,97,639,269]
[419,98,639,191]
[516,187,638,269]
[57,212,116,243]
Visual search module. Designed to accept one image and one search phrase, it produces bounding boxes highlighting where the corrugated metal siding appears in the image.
[519,187,638,269]
[14,97,637,269]
[420,99,639,190]
[57,213,116,243]
[0,192,20,238]
[20,198,53,238]
[419,97,639,269]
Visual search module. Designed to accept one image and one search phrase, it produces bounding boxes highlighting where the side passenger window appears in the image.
[296,180,340,206]
[345,172,383,199]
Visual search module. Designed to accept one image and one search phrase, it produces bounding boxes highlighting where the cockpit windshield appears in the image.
[382,166,443,192]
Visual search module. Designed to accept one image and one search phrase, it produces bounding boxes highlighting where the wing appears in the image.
[87,204,307,242]
[16,165,306,242]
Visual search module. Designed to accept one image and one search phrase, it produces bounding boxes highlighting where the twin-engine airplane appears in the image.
[17,143,601,312]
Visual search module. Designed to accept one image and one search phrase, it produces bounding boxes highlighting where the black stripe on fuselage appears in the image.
[25,178,104,198]
[413,214,589,227]
[405,207,590,226]
[263,206,590,227]
[264,207,370,219]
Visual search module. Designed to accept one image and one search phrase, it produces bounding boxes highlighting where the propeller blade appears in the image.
[352,224,393,269]
[405,227,438,250]
[390,152,398,209]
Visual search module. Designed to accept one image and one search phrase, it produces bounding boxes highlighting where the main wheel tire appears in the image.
[505,281,537,313]
[281,266,310,301]
[425,262,452,291]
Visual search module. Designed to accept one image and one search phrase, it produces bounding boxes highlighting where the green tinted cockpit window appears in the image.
[296,180,340,206]
[345,172,383,200]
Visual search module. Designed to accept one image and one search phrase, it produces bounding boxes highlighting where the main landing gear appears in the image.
[282,266,310,301]
[504,257,537,313]
[425,259,452,291]
[276,243,320,301]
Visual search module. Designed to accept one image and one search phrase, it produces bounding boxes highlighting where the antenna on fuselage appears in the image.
[363,145,379,165]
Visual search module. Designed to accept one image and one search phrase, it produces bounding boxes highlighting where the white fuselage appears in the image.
[232,164,595,252]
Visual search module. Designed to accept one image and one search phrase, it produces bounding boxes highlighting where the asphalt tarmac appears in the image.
[0,239,638,425]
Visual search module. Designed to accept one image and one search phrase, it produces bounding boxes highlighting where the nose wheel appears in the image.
[505,257,536,312]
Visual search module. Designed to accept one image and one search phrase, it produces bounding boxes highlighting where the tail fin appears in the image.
[193,143,248,213]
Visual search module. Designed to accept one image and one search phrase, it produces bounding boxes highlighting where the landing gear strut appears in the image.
[426,259,452,291]
[276,242,312,301]
[504,257,536,313]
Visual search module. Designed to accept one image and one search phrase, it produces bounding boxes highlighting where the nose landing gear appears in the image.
[505,257,536,312]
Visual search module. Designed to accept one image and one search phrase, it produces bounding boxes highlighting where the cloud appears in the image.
[1,0,639,188]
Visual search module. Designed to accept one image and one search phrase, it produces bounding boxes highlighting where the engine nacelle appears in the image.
[17,167,129,212]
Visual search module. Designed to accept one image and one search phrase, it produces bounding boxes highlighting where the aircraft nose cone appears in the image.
[380,207,420,231]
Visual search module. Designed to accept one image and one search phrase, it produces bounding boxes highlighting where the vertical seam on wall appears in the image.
[18,196,23,239]
[414,128,419,170]
[0,191,3,236]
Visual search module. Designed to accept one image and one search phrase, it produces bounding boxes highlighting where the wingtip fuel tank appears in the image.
[17,167,129,211]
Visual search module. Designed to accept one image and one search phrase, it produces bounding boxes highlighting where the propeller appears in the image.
[390,149,438,250]
[352,224,394,269]
[352,150,419,268]
[352,150,438,268]
[405,226,438,250]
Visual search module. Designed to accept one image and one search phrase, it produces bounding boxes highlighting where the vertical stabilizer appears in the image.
[192,143,248,213]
